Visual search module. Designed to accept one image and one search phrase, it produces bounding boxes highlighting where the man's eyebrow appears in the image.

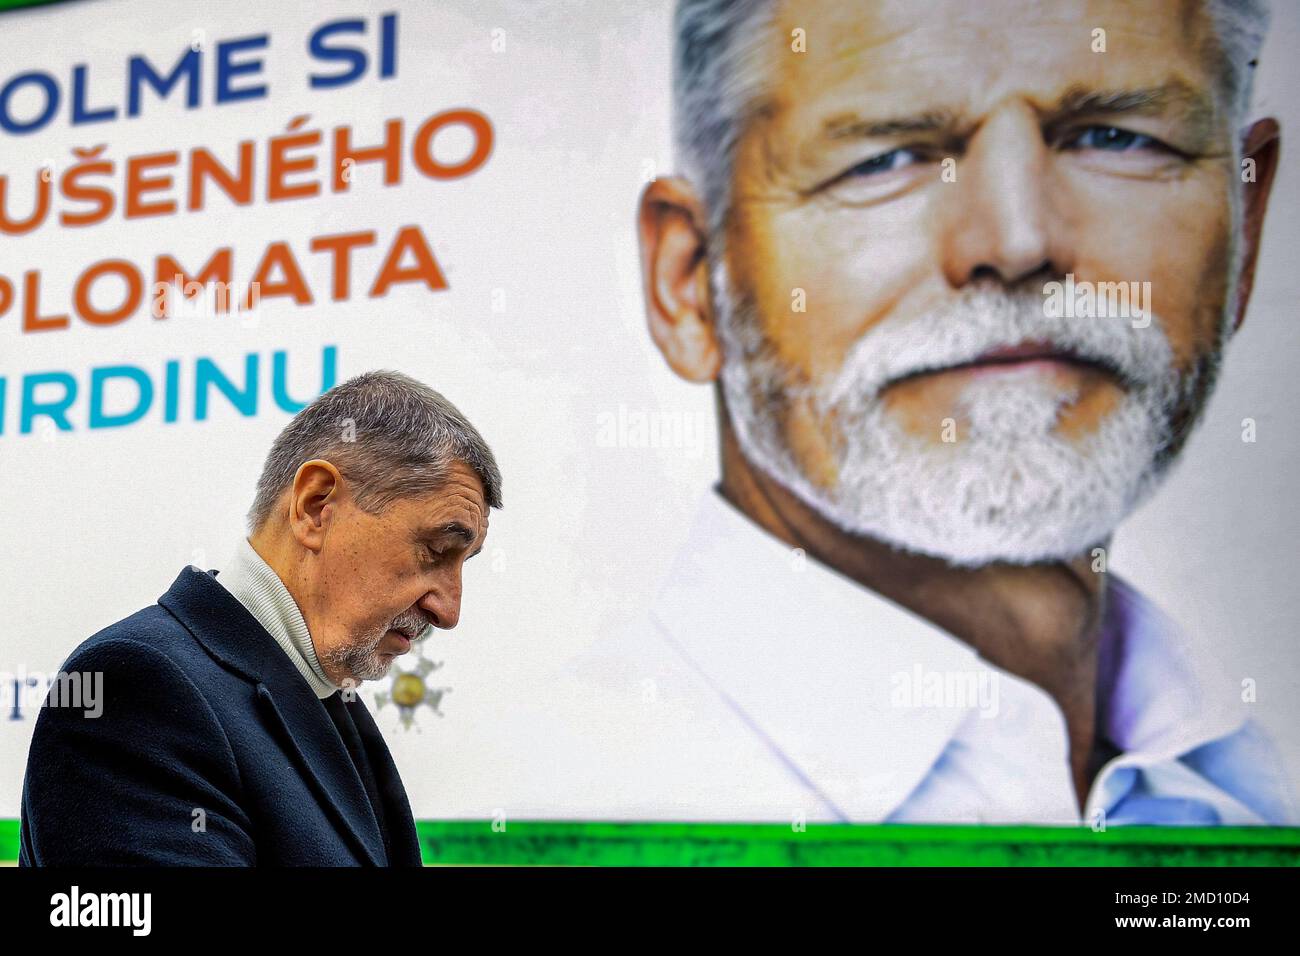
[422,521,477,546]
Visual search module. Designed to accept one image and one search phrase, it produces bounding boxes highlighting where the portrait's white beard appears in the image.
[713,263,1219,567]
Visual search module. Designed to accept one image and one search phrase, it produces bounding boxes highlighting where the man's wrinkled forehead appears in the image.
[755,0,1224,147]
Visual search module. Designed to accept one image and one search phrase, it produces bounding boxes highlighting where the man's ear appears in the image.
[637,176,722,382]
[289,459,343,552]
[1233,117,1280,332]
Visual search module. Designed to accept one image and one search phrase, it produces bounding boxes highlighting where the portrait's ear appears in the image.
[289,459,343,552]
[637,176,722,382]
[1233,117,1280,333]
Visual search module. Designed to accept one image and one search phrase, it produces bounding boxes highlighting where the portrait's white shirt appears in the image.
[507,487,1296,826]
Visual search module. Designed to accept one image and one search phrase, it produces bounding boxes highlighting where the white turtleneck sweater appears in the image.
[215,536,339,699]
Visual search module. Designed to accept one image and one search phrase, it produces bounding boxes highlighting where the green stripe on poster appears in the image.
[413,821,1300,866]
[0,0,70,11]
[0,819,16,863]
[4,818,1297,866]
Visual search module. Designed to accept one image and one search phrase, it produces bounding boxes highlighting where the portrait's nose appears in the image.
[938,101,1072,289]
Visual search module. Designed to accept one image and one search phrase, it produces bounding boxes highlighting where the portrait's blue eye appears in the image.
[848,148,919,177]
[1069,125,1155,151]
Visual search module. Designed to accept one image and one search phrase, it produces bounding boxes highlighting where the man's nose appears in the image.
[937,101,1072,288]
[418,581,461,631]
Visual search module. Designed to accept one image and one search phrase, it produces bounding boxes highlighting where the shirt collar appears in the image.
[648,486,1250,821]
[216,536,339,700]
[1098,573,1248,759]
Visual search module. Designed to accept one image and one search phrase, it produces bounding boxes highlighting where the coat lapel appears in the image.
[349,697,424,865]
[253,685,388,866]
[158,565,388,866]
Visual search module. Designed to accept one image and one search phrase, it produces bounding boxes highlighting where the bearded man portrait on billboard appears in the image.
[517,0,1296,827]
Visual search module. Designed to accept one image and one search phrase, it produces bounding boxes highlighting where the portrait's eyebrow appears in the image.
[820,108,966,142]
[1046,81,1217,142]
[809,81,1217,156]
[794,107,968,173]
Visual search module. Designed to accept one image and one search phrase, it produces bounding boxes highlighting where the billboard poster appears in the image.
[3,0,1299,875]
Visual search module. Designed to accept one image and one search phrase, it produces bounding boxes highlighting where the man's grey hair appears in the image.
[246,370,502,534]
[673,0,1272,239]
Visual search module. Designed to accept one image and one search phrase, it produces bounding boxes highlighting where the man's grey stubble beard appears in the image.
[321,608,432,684]
[321,627,390,683]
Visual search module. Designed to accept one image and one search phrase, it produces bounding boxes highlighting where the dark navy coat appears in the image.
[18,566,423,866]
